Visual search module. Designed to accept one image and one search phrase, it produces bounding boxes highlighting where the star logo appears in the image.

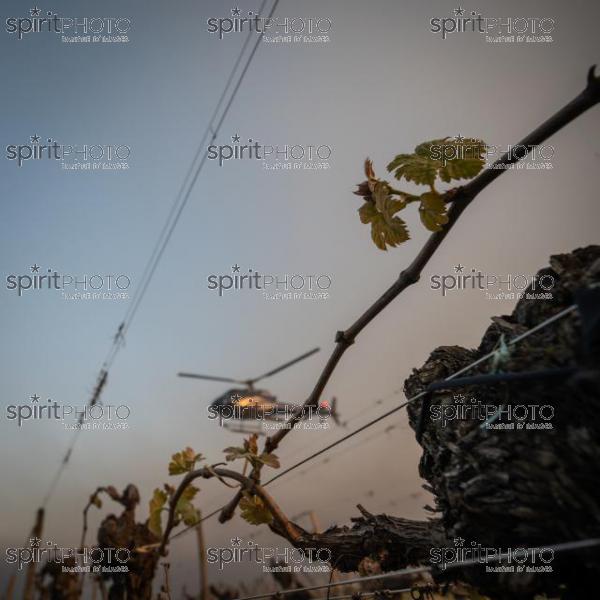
[30,394,40,403]
[30,135,40,144]
[454,7,465,16]
[454,135,464,143]
[29,537,41,547]
[232,264,240,273]
[454,536,465,546]
[231,7,241,16]
[231,536,242,546]
[31,264,40,273]
[454,264,464,273]
[30,7,41,16]
[231,134,240,143]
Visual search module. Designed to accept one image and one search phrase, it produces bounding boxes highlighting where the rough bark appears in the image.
[271,507,447,574]
[403,245,600,598]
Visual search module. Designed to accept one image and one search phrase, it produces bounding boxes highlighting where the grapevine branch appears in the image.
[217,65,600,523]
[158,466,303,556]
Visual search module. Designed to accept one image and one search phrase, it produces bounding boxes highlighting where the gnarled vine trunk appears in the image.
[270,245,600,599]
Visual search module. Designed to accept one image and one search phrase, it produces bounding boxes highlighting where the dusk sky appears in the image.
[1,0,599,596]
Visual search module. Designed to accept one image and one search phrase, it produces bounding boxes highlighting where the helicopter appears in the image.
[178,347,342,435]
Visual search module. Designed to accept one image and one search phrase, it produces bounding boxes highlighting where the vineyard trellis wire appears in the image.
[313,587,414,600]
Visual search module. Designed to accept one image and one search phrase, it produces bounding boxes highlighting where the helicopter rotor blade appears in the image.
[249,347,320,384]
[177,373,244,384]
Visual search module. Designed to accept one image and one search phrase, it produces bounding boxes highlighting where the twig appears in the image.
[217,65,600,524]
[161,563,172,600]
[80,487,108,550]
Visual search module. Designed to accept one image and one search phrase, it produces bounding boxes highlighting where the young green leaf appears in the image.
[388,138,486,185]
[435,137,487,182]
[178,502,200,527]
[239,493,273,526]
[148,488,168,537]
[419,192,449,232]
[224,434,261,465]
[258,452,280,469]
[355,161,411,251]
[223,445,247,462]
[358,201,410,251]
[387,153,439,186]
[176,485,200,527]
[169,447,204,475]
[244,434,259,456]
[179,484,199,502]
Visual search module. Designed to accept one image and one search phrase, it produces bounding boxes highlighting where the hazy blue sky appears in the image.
[1,0,599,595]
